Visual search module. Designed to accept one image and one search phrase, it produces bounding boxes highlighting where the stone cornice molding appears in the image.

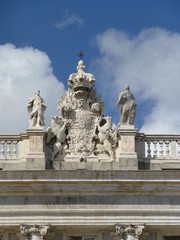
[20,225,50,240]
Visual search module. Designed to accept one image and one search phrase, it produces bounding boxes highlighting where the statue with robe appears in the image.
[117,84,136,126]
[27,90,46,128]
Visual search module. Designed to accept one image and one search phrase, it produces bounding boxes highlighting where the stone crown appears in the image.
[68,60,95,92]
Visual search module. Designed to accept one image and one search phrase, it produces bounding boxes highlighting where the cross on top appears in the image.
[77,51,85,59]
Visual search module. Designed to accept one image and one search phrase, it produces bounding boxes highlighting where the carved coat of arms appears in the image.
[45,60,118,162]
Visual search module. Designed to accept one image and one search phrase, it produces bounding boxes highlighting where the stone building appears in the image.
[1,60,180,240]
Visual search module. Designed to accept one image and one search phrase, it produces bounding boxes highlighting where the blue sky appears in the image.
[1,0,180,134]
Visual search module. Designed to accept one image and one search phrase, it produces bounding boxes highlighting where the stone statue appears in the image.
[27,90,46,128]
[117,84,136,126]
[46,116,72,161]
[95,117,118,160]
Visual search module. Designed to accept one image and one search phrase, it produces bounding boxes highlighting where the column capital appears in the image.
[116,224,145,239]
[20,225,50,240]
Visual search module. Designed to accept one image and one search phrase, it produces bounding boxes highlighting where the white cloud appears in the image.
[55,10,84,29]
[92,28,180,134]
[0,43,65,134]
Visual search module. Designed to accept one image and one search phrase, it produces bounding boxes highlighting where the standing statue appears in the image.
[27,90,46,128]
[117,84,136,126]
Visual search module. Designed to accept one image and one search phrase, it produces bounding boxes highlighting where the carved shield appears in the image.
[68,109,97,155]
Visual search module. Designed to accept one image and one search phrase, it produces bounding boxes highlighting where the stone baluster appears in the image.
[6,141,11,159]
[116,224,145,240]
[153,141,157,158]
[12,141,18,159]
[0,141,5,159]
[20,225,49,240]
[158,141,164,158]
[165,141,170,158]
[171,140,177,159]
[146,141,151,158]
[177,141,180,158]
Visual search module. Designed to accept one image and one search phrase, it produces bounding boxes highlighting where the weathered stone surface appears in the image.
[45,60,118,164]
[1,170,180,227]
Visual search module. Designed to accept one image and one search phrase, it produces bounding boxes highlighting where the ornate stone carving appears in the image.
[46,60,118,161]
[68,60,95,99]
[95,117,118,160]
[27,90,46,128]
[117,84,136,126]
[20,225,49,240]
[67,109,97,156]
[116,224,145,240]
[46,116,72,160]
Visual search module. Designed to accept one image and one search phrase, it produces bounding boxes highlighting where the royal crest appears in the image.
[45,60,118,162]
[68,110,97,155]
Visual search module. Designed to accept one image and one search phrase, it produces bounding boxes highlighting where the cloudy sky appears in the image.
[0,0,180,134]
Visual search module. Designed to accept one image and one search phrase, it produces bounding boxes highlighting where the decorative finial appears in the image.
[77,51,85,59]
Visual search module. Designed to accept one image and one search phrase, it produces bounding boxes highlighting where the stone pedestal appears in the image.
[116,224,145,240]
[20,225,49,240]
[26,129,45,170]
[118,125,138,170]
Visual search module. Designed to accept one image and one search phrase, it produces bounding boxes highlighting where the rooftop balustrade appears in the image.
[1,131,180,171]
[136,134,180,159]
[0,133,29,170]
[136,134,180,170]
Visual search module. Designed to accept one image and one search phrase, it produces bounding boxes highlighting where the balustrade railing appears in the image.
[136,134,180,160]
[1,132,180,166]
[0,134,28,160]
